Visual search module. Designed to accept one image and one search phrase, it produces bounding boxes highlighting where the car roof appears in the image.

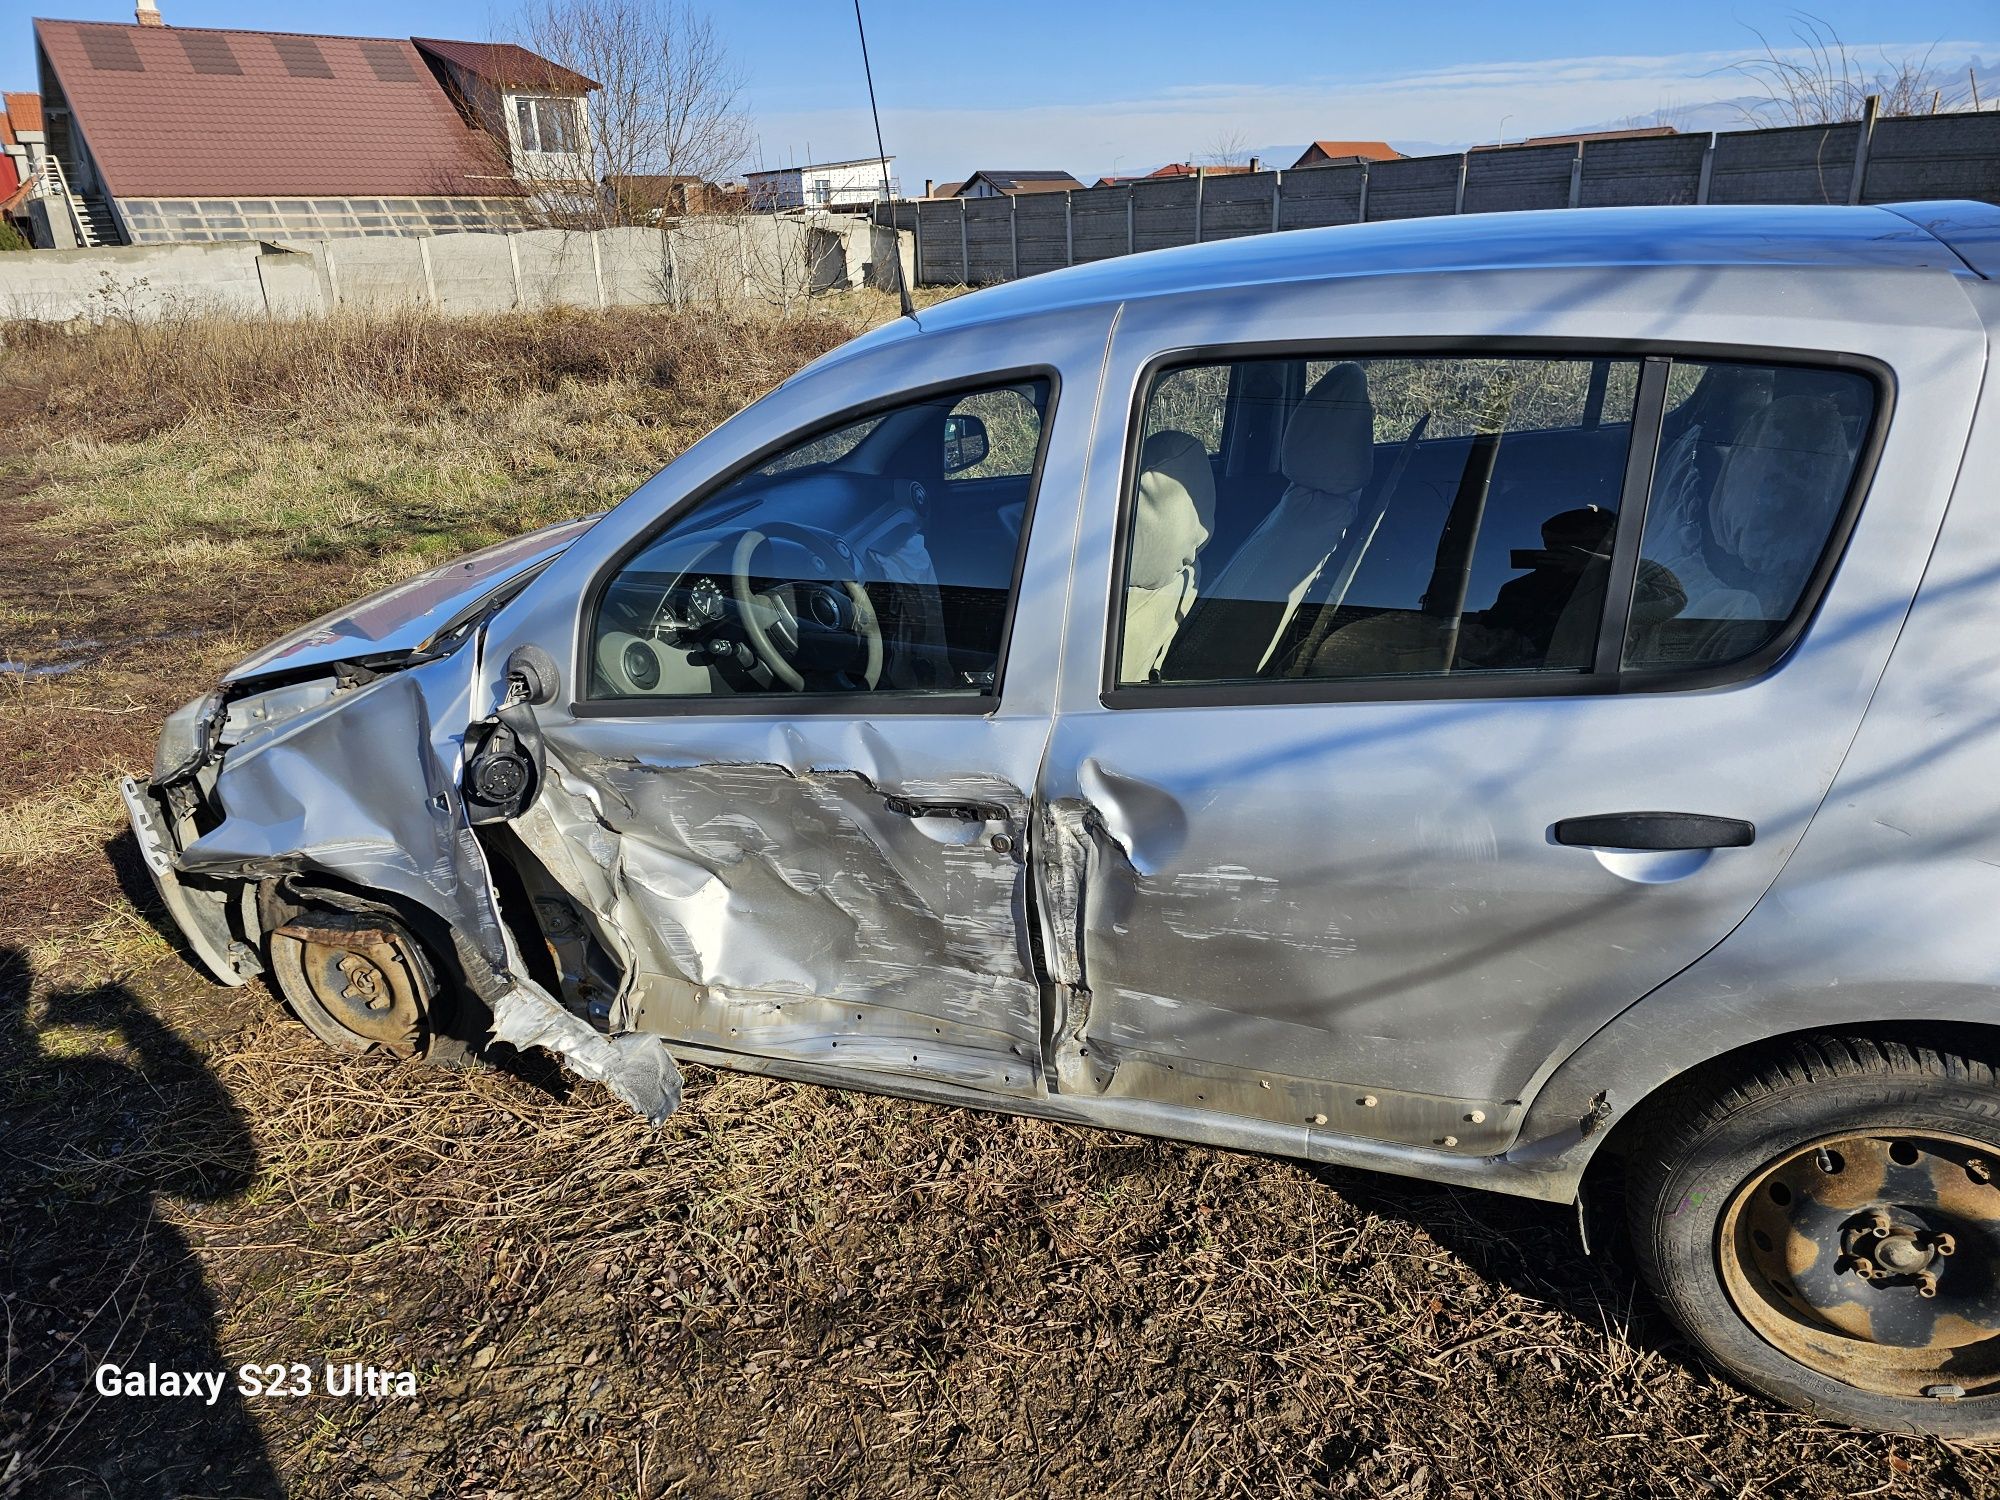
[906,202,1995,337]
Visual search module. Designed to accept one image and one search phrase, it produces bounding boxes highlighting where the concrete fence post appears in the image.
[417,235,438,309]
[590,231,606,308]
[665,229,681,308]
[1126,190,1134,255]
[1848,92,1880,204]
[1696,134,1717,204]
[1271,170,1282,232]
[1010,194,1019,279]
[1358,162,1371,223]
[1568,143,1583,208]
[505,232,523,308]
[323,240,343,309]
[1453,155,1467,213]
[1064,193,1074,266]
[1194,167,1205,244]
[911,206,923,285]
[959,198,969,282]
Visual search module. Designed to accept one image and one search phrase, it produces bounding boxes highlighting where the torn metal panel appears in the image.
[511,746,1045,1098]
[490,979,682,1124]
[166,651,681,1122]
[177,665,514,979]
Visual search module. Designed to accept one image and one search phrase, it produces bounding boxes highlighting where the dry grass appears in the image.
[3,300,1998,1498]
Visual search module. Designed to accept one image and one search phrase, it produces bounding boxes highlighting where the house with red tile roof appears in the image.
[25,5,598,246]
[1290,140,1403,169]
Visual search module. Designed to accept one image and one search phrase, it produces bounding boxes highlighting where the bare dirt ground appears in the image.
[3,304,1998,1498]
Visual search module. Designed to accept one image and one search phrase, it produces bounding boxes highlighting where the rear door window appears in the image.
[1116,352,1643,687]
[1622,361,1875,671]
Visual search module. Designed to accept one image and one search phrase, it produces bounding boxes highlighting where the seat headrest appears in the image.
[1707,396,1851,579]
[1282,363,1374,496]
[1128,428,1214,591]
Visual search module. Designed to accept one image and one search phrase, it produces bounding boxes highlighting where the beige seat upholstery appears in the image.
[1634,393,1851,660]
[1191,363,1375,675]
[1120,429,1216,682]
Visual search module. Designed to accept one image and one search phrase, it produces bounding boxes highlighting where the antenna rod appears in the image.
[853,0,915,320]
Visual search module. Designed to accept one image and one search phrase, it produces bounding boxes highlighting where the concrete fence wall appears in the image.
[879,111,2000,285]
[0,214,913,324]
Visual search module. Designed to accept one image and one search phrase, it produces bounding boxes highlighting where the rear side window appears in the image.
[1622,361,1874,671]
[1116,352,1643,687]
[1111,350,1876,697]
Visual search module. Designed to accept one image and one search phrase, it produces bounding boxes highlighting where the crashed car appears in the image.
[128,200,2000,1434]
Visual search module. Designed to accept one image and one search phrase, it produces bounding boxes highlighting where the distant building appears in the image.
[1472,125,1679,151]
[27,5,600,246]
[1291,140,1403,169]
[605,173,746,220]
[1,93,45,239]
[744,157,896,212]
[954,170,1083,198]
[1095,160,1263,187]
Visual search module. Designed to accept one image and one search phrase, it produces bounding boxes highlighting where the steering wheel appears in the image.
[730,522,884,691]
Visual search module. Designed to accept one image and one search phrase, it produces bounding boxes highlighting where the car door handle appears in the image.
[1551,812,1755,851]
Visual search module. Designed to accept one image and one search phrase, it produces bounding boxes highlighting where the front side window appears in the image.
[590,378,1051,702]
[1118,353,1643,688]
[515,96,582,154]
[1622,361,1873,671]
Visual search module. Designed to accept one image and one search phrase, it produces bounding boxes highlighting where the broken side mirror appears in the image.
[943,413,989,474]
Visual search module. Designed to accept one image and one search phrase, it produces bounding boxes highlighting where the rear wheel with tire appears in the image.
[1629,1036,2000,1437]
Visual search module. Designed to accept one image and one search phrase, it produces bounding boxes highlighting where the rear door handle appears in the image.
[1551,812,1755,851]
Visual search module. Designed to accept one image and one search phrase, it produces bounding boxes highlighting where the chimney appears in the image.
[136,0,165,24]
[924,178,933,198]
[1249,156,1261,172]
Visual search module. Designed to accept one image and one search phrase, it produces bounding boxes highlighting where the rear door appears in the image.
[1035,279,1983,1157]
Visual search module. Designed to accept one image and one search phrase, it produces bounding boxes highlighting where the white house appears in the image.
[745,157,897,212]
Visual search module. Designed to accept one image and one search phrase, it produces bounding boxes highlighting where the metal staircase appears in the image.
[38,155,122,248]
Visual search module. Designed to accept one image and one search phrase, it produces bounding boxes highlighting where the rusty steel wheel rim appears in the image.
[269,918,429,1058]
[1719,1130,2000,1400]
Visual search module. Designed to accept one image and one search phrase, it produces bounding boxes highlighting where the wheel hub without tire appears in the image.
[268,915,429,1057]
[1721,1131,2000,1397]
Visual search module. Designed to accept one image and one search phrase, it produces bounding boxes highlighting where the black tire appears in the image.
[1628,1034,2000,1438]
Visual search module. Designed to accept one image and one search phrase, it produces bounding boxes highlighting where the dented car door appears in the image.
[477,320,1108,1101]
[1035,278,1985,1157]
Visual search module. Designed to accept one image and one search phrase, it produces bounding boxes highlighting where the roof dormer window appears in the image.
[515,95,581,155]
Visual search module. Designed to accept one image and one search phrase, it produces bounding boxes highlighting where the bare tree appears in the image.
[1731,12,1971,124]
[1202,128,1252,167]
[514,0,752,227]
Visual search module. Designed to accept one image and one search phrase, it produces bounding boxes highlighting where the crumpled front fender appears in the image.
[174,651,682,1123]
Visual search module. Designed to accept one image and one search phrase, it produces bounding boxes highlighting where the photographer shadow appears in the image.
[0,944,280,1498]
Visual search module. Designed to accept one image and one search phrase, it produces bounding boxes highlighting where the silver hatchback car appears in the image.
[127,201,2000,1435]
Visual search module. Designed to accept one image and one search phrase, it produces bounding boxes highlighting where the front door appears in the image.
[1037,326,1963,1154]
[494,370,1073,1100]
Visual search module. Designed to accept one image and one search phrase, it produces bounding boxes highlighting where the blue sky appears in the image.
[7,1,1996,185]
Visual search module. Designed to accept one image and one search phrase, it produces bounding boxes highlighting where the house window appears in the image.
[813,178,832,204]
[515,96,583,155]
